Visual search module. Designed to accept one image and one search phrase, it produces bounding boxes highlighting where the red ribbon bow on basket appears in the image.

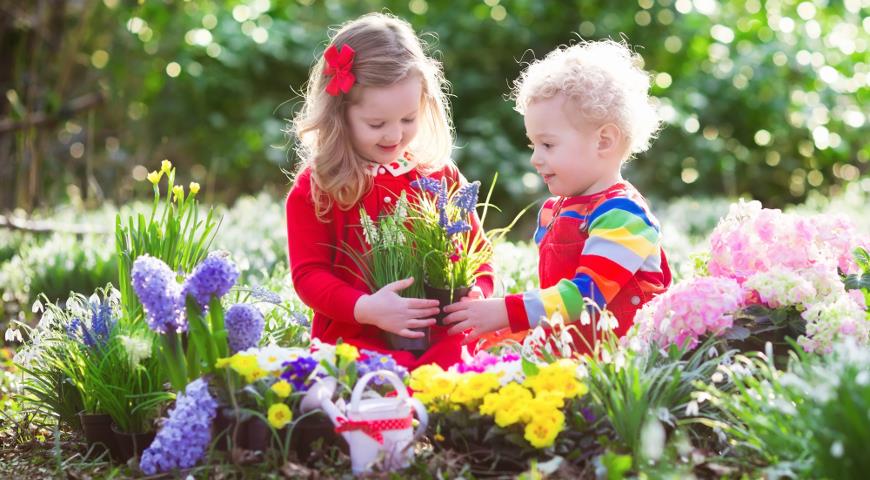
[334,414,414,444]
[323,44,356,96]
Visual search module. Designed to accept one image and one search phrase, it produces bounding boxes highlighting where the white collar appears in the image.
[365,153,417,177]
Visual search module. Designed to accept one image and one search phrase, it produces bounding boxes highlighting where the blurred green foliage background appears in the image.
[2,0,868,231]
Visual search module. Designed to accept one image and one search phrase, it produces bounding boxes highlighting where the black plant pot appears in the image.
[110,422,155,462]
[289,412,347,463]
[423,283,473,326]
[213,408,285,452]
[78,411,122,461]
[385,328,430,357]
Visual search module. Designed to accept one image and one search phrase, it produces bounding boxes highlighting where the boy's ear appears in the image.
[596,123,623,154]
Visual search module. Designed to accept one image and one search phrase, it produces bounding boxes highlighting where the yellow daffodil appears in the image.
[147,170,162,185]
[335,343,360,362]
[161,159,172,173]
[172,185,184,202]
[271,380,292,398]
[267,403,292,429]
[189,182,200,195]
[215,357,231,369]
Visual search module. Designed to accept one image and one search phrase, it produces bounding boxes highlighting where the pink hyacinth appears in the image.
[633,276,747,350]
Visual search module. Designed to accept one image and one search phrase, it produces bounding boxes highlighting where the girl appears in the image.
[285,13,493,369]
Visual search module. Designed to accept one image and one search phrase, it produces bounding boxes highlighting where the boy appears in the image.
[444,40,671,352]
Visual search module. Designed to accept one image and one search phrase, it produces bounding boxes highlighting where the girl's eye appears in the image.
[543,143,553,149]
[369,123,384,129]
[402,117,416,124]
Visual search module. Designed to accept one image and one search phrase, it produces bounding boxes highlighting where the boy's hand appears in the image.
[459,285,484,302]
[354,277,439,338]
[442,298,509,344]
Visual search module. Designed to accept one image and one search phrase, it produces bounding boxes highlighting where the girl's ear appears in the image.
[596,123,623,154]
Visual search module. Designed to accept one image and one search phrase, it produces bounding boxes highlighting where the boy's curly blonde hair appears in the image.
[512,39,660,158]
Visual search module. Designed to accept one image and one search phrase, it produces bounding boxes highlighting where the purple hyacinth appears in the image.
[139,378,217,475]
[280,356,319,391]
[445,220,471,236]
[357,349,407,385]
[182,252,239,310]
[225,304,264,353]
[131,255,186,333]
[451,181,480,215]
[410,176,441,194]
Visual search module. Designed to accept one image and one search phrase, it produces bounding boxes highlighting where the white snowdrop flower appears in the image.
[4,328,22,343]
[711,372,724,383]
[685,400,700,417]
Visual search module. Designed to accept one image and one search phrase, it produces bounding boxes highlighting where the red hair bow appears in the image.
[323,44,356,96]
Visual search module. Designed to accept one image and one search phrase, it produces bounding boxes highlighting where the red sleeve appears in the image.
[505,293,530,332]
[286,171,366,323]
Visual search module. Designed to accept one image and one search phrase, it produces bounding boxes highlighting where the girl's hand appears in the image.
[354,277,440,338]
[442,298,509,344]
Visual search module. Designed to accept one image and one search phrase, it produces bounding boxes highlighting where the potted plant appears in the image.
[406,177,492,325]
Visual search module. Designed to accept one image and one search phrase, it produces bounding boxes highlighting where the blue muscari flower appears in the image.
[290,311,310,328]
[410,176,441,194]
[250,286,281,305]
[131,255,186,333]
[225,304,264,354]
[437,178,448,228]
[451,181,480,215]
[140,378,217,475]
[88,299,115,346]
[445,220,472,236]
[182,252,239,310]
[66,318,82,341]
[357,349,407,385]
[280,356,319,391]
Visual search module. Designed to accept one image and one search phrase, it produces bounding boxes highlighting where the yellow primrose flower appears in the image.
[493,401,527,428]
[524,418,562,448]
[271,380,292,398]
[479,392,503,416]
[172,185,184,202]
[434,433,445,442]
[215,357,231,369]
[161,159,172,173]
[409,364,444,391]
[427,371,459,398]
[147,170,162,185]
[335,343,360,362]
[189,182,200,195]
[268,403,292,429]
[244,367,267,383]
[229,353,258,376]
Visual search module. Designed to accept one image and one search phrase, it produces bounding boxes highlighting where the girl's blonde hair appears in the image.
[512,39,661,158]
[290,13,454,219]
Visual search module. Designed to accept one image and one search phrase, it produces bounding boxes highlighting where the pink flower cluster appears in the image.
[633,276,746,350]
[707,200,867,281]
[635,200,869,353]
